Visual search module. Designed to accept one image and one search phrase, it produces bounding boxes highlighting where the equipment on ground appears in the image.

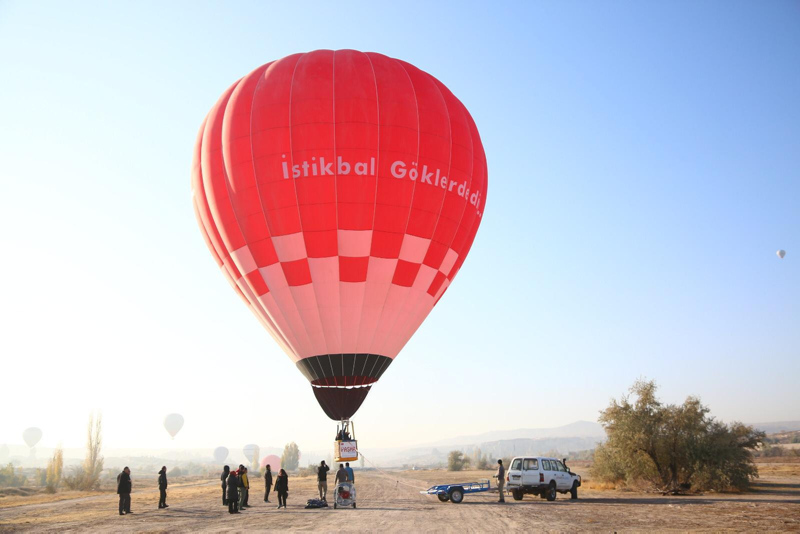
[191,49,488,423]
[421,479,491,504]
[334,481,356,509]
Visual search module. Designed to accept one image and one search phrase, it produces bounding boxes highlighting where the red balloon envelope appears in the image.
[192,50,487,420]
[260,454,281,470]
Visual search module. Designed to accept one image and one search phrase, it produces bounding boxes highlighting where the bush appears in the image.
[0,464,27,487]
[45,447,63,493]
[592,379,764,492]
[447,451,471,471]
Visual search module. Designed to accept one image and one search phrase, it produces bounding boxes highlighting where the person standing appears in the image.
[117,466,132,515]
[158,466,169,509]
[335,464,347,484]
[345,462,354,483]
[317,460,330,501]
[495,459,506,503]
[226,470,240,514]
[220,465,230,506]
[263,464,273,503]
[238,466,249,510]
[274,468,288,509]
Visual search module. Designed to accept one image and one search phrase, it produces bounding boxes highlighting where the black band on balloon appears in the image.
[296,354,393,387]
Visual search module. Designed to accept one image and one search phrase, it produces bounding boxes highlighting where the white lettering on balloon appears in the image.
[281,154,483,216]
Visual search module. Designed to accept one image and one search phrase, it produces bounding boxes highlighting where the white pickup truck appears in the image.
[505,456,581,501]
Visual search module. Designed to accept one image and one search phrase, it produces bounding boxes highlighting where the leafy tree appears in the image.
[281,442,300,471]
[593,379,764,492]
[64,413,104,490]
[0,464,26,487]
[447,450,471,471]
[45,447,63,493]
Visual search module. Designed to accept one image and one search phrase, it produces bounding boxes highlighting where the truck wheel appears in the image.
[512,489,523,501]
[353,502,356,509]
[437,494,449,502]
[570,481,578,500]
[546,482,557,501]
[334,503,337,509]
[449,487,464,504]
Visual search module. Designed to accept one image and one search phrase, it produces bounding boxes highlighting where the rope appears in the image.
[358,452,430,492]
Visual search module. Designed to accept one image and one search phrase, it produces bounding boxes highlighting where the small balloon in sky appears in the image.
[22,427,42,448]
[213,446,229,463]
[777,249,786,259]
[163,414,184,439]
[260,454,281,470]
[243,444,260,463]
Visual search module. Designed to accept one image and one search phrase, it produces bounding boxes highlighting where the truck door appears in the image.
[508,458,523,487]
[521,458,539,487]
[554,460,569,490]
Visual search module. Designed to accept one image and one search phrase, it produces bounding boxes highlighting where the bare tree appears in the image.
[64,412,104,491]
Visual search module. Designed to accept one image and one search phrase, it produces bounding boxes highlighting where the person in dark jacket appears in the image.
[117,466,132,515]
[335,464,348,484]
[157,466,169,508]
[317,460,329,501]
[264,464,273,503]
[226,470,240,514]
[274,468,288,509]
[221,465,230,505]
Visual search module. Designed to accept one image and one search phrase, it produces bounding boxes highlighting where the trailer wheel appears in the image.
[437,493,449,502]
[546,482,557,501]
[449,487,464,504]
[512,489,524,501]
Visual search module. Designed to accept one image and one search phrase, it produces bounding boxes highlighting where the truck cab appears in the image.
[506,456,581,501]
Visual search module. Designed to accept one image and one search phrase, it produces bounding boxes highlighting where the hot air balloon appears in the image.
[22,427,42,449]
[163,414,184,439]
[777,250,786,259]
[260,454,281,470]
[243,444,260,465]
[213,446,229,463]
[191,50,487,424]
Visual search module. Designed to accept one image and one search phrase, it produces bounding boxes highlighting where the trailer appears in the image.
[420,479,492,504]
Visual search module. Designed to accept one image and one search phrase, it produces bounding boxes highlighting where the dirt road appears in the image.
[1,469,799,532]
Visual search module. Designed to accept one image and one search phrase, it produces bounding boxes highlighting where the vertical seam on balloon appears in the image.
[248,57,308,360]
[380,62,455,356]
[331,49,342,380]
[217,74,294,356]
[351,51,381,357]
[287,53,329,363]
[365,56,421,358]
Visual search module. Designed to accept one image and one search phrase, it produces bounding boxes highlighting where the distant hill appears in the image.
[421,421,605,448]
[751,421,800,434]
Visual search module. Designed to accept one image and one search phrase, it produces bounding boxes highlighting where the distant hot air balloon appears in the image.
[192,50,487,422]
[260,454,281,470]
[213,446,229,463]
[243,444,260,464]
[22,427,42,449]
[777,250,786,259]
[163,414,184,439]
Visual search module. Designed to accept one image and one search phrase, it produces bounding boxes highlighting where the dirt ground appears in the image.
[1,465,799,532]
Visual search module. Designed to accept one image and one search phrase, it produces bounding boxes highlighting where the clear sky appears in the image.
[0,0,798,456]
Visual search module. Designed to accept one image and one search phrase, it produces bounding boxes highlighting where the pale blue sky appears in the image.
[0,0,797,453]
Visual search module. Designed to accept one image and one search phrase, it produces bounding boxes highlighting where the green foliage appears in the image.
[593,379,764,492]
[280,442,300,471]
[447,450,471,471]
[0,464,27,487]
[45,447,64,493]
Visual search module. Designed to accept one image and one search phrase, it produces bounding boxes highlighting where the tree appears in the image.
[281,442,300,471]
[64,412,104,490]
[447,450,471,471]
[45,447,64,493]
[592,379,764,492]
[251,448,260,474]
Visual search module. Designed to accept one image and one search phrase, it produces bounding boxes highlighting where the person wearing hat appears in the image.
[158,466,169,509]
[495,459,506,503]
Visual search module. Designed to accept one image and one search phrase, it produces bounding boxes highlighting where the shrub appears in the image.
[592,379,763,492]
[447,451,471,471]
[45,447,64,493]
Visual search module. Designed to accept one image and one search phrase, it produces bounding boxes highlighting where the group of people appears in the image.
[116,466,169,515]
[316,460,355,501]
[221,464,288,513]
